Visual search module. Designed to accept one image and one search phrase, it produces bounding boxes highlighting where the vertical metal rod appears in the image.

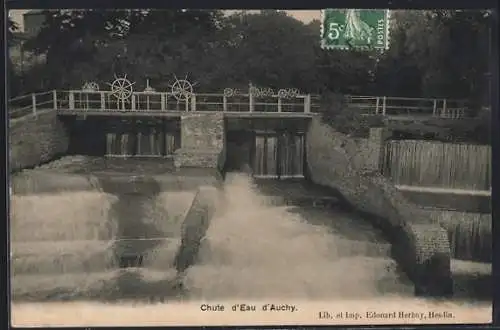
[69,91,75,109]
[52,90,57,110]
[304,95,311,113]
[161,94,166,111]
[100,92,105,110]
[191,94,197,111]
[31,93,37,115]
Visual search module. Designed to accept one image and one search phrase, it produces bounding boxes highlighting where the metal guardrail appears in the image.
[8,91,56,119]
[8,90,478,120]
[344,95,469,119]
[52,90,312,114]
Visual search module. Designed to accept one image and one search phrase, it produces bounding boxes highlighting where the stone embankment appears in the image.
[306,116,453,297]
[10,110,69,173]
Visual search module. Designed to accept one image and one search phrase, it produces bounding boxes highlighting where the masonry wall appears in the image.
[9,110,69,173]
[174,113,225,170]
[305,115,453,297]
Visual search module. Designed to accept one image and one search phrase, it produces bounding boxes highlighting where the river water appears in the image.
[184,173,413,300]
[10,156,492,326]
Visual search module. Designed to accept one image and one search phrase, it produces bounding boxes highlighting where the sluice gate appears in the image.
[225,118,308,179]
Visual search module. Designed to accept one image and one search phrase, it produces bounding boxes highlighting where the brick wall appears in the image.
[9,110,69,173]
[305,115,452,297]
[174,113,225,169]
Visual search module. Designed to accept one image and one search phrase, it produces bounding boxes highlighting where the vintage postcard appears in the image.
[7,7,493,327]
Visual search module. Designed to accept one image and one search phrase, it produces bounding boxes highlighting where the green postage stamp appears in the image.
[321,9,390,50]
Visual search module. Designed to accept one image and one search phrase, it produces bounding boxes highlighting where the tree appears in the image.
[7,17,21,97]
[216,10,321,92]
[374,9,493,110]
[23,9,226,90]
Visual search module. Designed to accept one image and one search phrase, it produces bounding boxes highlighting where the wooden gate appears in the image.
[105,119,180,158]
[252,132,305,179]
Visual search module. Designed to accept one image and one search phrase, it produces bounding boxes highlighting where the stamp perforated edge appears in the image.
[385,9,391,50]
[320,8,392,51]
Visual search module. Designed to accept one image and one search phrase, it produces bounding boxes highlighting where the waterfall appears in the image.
[252,133,305,179]
[104,124,178,158]
[384,140,491,190]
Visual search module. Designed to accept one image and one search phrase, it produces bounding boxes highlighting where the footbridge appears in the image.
[9,86,470,120]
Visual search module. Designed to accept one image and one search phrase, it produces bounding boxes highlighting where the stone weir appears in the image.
[10,170,221,302]
[305,115,453,297]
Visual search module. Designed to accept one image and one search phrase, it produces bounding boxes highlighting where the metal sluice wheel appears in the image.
[82,81,100,91]
[107,74,136,101]
[169,75,196,102]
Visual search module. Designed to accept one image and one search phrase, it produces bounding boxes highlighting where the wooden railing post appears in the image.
[433,99,437,116]
[185,98,189,112]
[223,95,227,112]
[31,93,37,115]
[375,97,380,114]
[69,91,75,109]
[382,96,387,115]
[191,94,197,111]
[100,92,105,110]
[304,94,311,113]
[278,97,282,113]
[52,90,57,110]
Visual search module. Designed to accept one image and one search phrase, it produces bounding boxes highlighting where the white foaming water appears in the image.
[184,173,413,300]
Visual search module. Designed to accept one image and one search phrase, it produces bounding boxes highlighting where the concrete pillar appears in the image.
[174,113,225,168]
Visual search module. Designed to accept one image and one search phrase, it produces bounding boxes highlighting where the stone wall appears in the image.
[174,113,225,170]
[306,116,453,297]
[9,110,69,173]
[174,186,218,273]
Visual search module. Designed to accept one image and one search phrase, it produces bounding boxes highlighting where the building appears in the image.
[9,10,47,76]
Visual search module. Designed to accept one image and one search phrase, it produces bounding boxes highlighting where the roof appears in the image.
[24,9,45,16]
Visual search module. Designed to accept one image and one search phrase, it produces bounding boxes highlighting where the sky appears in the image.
[8,9,321,32]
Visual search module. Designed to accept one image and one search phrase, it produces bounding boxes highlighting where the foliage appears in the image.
[11,8,494,116]
[318,92,384,137]
[388,110,491,145]
[7,17,21,98]
[374,9,493,111]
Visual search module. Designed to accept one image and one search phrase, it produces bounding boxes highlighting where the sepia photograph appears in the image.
[7,6,495,327]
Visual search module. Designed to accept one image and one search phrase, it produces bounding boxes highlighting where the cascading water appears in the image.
[105,131,177,158]
[384,140,491,190]
[10,167,196,302]
[384,140,492,263]
[253,133,304,178]
[182,172,414,300]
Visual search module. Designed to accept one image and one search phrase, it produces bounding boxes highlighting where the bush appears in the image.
[317,92,385,138]
[389,110,491,145]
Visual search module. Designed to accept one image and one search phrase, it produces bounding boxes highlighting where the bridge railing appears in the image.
[310,95,469,119]
[9,90,479,120]
[348,96,468,119]
[52,90,311,114]
[8,91,56,119]
[55,90,192,112]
